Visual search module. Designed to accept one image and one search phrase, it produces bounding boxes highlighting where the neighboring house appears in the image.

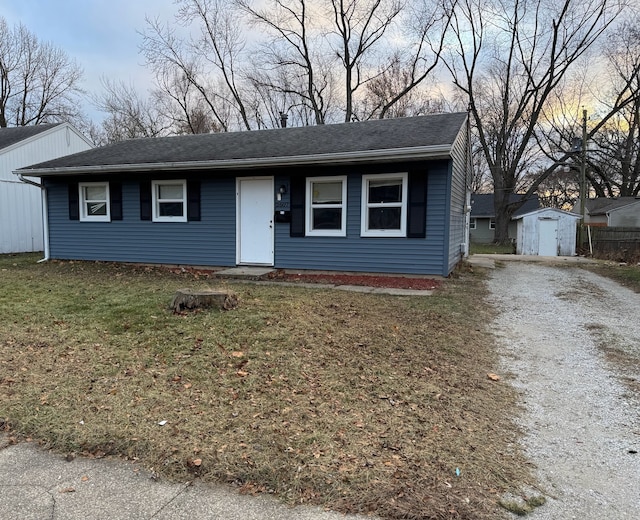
[573,197,640,227]
[515,208,581,256]
[607,200,640,227]
[470,193,540,243]
[0,123,93,254]
[16,113,471,277]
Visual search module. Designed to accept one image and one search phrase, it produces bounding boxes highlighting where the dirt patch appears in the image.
[266,271,443,290]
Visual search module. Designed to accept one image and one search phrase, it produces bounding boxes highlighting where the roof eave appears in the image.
[16,144,453,177]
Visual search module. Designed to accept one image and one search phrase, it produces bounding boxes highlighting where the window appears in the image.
[489,218,496,230]
[152,180,187,222]
[361,173,408,237]
[79,182,110,222]
[306,176,347,236]
[470,218,476,230]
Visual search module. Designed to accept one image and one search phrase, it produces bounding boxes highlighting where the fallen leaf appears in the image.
[183,382,192,389]
[192,458,202,466]
[237,370,248,377]
[231,351,245,358]
[487,373,501,381]
[59,487,76,493]
[81,475,90,482]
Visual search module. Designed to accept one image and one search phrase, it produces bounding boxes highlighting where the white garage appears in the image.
[515,208,582,256]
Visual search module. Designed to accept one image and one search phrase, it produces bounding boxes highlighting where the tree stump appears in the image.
[170,288,238,313]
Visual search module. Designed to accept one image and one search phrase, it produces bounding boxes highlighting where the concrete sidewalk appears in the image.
[216,267,435,296]
[0,436,371,520]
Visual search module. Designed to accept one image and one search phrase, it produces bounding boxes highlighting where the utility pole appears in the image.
[579,108,588,250]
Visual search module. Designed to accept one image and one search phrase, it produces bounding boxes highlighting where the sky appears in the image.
[0,0,179,122]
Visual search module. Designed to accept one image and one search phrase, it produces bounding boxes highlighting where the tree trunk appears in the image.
[493,188,513,245]
[170,289,238,313]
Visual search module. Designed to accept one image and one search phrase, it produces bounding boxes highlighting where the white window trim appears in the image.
[305,176,347,237]
[79,182,110,222]
[152,180,187,223]
[360,173,408,238]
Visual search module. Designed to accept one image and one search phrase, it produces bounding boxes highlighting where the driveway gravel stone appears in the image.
[486,261,640,518]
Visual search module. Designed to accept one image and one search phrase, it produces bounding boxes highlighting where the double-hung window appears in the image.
[489,218,496,230]
[79,182,110,222]
[306,176,347,236]
[470,218,477,230]
[361,173,408,237]
[152,180,187,222]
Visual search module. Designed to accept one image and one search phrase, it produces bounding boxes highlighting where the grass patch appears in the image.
[581,260,640,293]
[469,243,515,255]
[0,254,533,519]
[578,261,640,406]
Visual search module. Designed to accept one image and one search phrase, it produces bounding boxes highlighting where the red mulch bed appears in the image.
[268,271,442,290]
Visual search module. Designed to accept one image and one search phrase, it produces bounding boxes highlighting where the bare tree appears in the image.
[245,68,322,128]
[92,78,170,144]
[445,0,624,243]
[359,52,448,119]
[141,0,252,131]
[152,68,221,134]
[0,17,83,127]
[587,19,640,197]
[326,0,402,121]
[355,0,454,120]
[237,0,333,125]
[532,15,640,204]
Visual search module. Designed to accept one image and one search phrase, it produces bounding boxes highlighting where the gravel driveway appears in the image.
[485,261,640,519]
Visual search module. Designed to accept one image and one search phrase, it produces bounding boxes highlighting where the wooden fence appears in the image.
[589,227,640,261]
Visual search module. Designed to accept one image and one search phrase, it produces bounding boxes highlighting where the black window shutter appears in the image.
[187,180,201,221]
[110,182,123,220]
[140,180,152,221]
[289,175,305,237]
[68,183,79,220]
[407,171,427,238]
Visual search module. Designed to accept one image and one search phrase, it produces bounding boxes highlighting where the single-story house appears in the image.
[573,197,640,228]
[15,113,471,276]
[470,193,540,243]
[0,123,93,253]
[515,208,581,256]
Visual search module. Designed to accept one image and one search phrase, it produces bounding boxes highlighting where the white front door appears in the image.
[538,219,559,256]
[237,177,274,265]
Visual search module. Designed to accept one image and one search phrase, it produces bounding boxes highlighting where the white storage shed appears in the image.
[515,208,582,256]
[0,123,93,254]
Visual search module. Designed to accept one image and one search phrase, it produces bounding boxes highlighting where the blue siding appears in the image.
[46,177,237,266]
[275,167,449,275]
[46,163,455,276]
[447,123,470,273]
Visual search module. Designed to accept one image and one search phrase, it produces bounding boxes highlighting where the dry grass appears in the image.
[582,261,640,293]
[0,254,533,519]
[579,262,640,415]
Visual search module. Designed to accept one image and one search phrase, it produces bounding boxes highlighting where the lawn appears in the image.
[582,260,640,293]
[469,243,515,255]
[0,254,532,519]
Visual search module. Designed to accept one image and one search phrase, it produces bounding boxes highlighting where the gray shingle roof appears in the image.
[471,193,540,218]
[585,197,640,215]
[0,124,61,152]
[20,113,467,176]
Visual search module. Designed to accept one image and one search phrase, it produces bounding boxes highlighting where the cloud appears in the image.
[0,0,178,122]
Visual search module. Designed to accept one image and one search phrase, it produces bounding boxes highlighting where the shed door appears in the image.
[538,219,558,256]
[237,177,274,265]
